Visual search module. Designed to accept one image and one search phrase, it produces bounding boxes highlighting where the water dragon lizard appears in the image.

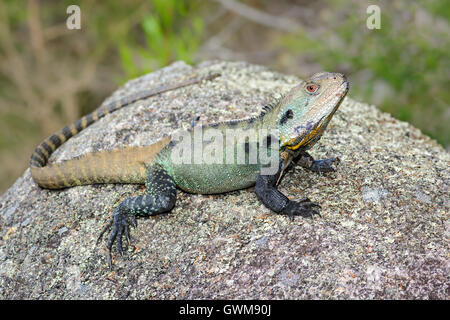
[30,71,349,267]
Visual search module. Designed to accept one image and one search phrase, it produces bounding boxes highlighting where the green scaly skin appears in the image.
[31,71,349,268]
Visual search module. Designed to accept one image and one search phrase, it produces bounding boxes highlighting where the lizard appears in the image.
[30,71,349,267]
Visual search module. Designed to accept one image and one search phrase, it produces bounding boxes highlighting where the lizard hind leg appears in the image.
[97,163,176,268]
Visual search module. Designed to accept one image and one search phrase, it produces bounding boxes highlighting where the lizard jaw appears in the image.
[285,118,326,150]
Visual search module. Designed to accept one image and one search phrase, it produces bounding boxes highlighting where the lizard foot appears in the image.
[97,208,137,269]
[310,157,340,175]
[282,197,321,221]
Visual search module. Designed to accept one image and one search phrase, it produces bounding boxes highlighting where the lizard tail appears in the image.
[29,73,220,188]
[31,137,171,189]
[29,73,219,169]
[30,99,127,168]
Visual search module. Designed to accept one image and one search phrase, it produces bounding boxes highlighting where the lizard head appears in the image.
[277,72,349,150]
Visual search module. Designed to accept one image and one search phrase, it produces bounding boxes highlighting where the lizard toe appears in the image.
[102,209,135,268]
[282,200,322,220]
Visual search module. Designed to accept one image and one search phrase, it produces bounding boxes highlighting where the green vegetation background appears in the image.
[0,0,448,193]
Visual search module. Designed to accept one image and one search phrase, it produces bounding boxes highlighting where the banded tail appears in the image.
[30,73,219,188]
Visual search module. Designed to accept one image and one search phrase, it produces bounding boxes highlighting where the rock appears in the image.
[0,61,448,299]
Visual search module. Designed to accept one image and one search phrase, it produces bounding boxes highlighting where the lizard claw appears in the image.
[96,217,113,245]
[282,199,322,221]
[97,207,137,269]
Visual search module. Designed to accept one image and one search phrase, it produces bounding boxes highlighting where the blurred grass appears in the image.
[0,0,448,193]
[117,0,204,79]
[0,0,204,193]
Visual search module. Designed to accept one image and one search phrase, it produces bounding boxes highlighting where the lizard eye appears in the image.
[305,83,319,94]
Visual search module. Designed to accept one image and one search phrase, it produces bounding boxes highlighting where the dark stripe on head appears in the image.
[279,109,294,125]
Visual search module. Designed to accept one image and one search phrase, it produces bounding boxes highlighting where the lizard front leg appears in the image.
[97,163,176,268]
[255,164,321,221]
[294,151,340,175]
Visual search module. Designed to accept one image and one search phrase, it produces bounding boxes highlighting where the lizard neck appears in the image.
[256,92,289,131]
